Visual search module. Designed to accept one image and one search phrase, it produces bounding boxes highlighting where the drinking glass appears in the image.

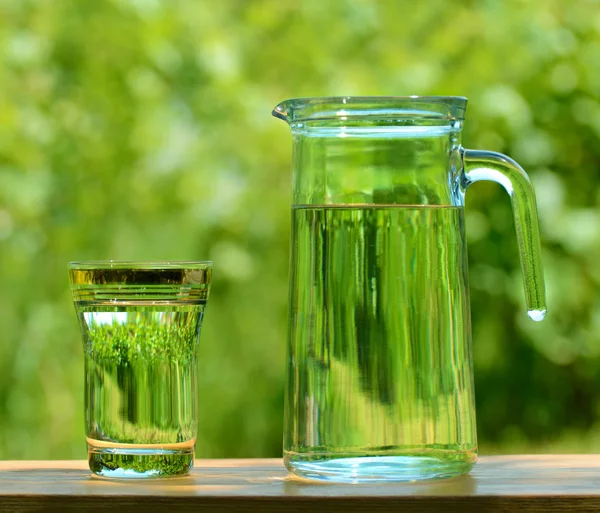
[69,261,212,478]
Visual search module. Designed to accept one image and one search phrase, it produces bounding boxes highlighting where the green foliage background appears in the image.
[0,0,599,459]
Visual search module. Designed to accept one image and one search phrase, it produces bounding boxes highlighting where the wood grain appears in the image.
[2,456,600,512]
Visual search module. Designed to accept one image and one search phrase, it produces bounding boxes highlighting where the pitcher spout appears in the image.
[272,100,291,124]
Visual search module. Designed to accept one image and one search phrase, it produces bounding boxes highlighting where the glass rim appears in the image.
[68,260,212,270]
[273,95,468,124]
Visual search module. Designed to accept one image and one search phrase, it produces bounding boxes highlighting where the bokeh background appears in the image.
[1,0,599,459]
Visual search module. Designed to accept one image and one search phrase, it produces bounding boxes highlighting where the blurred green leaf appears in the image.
[1,0,600,458]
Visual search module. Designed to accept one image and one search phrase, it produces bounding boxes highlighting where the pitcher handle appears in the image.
[461,148,547,321]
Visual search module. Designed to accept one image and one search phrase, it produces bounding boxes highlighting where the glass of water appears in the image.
[69,261,212,478]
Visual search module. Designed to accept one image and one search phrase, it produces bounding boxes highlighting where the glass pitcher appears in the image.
[272,96,546,483]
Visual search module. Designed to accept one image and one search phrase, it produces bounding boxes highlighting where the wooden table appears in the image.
[1,456,600,512]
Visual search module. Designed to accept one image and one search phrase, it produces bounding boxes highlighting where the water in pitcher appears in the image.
[284,204,477,481]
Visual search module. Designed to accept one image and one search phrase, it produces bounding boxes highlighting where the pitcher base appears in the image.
[284,453,476,483]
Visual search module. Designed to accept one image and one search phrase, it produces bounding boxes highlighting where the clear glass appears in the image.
[69,261,212,478]
[273,96,546,483]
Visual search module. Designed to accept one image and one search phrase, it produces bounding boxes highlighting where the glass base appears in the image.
[88,442,194,478]
[284,454,476,483]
